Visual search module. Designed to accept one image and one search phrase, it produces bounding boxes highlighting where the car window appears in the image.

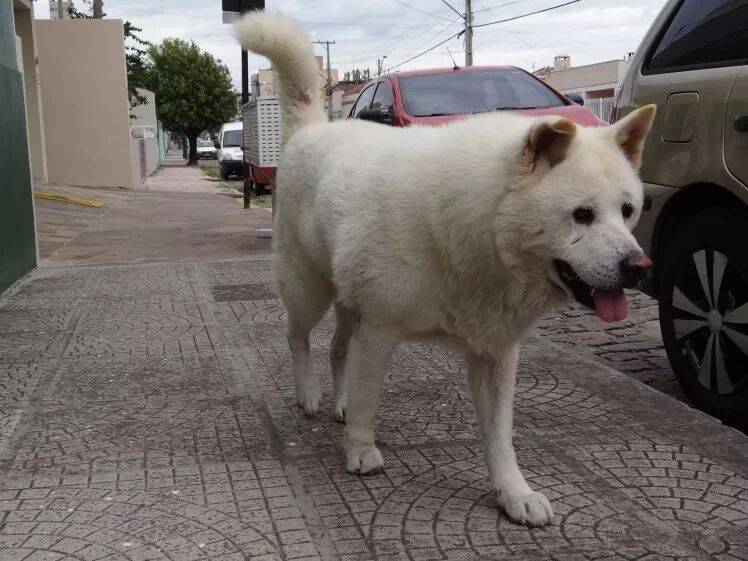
[222,130,242,147]
[398,68,564,117]
[197,140,213,147]
[372,81,394,110]
[647,0,748,73]
[353,84,376,118]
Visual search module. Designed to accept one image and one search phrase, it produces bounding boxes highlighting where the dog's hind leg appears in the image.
[330,303,357,422]
[275,256,333,417]
[342,322,396,474]
[466,347,553,527]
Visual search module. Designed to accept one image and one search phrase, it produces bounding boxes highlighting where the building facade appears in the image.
[535,56,629,122]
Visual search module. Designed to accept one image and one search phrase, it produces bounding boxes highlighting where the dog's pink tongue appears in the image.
[593,290,628,323]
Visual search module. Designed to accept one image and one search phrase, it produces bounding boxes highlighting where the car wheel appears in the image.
[255,183,267,196]
[219,164,228,180]
[658,209,748,427]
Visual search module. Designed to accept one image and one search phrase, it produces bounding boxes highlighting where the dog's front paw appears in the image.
[344,438,383,475]
[296,382,322,418]
[498,490,553,527]
[333,397,346,423]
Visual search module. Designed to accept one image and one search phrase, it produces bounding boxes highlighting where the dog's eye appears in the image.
[622,203,634,219]
[572,207,595,225]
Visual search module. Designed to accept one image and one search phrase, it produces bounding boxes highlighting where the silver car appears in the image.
[615,0,748,427]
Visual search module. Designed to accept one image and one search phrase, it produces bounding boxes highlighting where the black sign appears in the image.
[222,0,264,12]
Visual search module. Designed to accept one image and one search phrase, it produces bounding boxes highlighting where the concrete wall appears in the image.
[1,0,37,292]
[36,19,136,188]
[130,88,159,180]
[13,0,46,181]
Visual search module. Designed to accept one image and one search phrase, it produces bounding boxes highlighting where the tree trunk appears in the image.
[93,0,104,18]
[187,132,199,165]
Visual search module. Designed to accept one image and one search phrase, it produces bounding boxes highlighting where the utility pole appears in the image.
[465,0,473,66]
[56,0,64,19]
[377,56,387,76]
[313,40,335,121]
[93,0,104,18]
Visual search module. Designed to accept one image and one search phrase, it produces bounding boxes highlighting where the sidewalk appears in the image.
[2,166,746,561]
[33,165,272,267]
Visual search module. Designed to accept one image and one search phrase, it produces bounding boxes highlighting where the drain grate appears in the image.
[211,283,277,302]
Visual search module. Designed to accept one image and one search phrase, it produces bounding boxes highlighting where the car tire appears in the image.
[657,208,748,428]
[254,183,267,196]
[219,164,228,180]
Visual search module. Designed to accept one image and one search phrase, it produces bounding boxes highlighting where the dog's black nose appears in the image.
[620,253,652,288]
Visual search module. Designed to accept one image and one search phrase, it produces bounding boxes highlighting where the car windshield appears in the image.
[197,140,213,147]
[398,68,565,117]
[223,130,242,147]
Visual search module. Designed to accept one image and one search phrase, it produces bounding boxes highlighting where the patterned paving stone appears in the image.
[0,410,22,453]
[697,525,748,561]
[296,444,675,561]
[0,363,46,408]
[42,354,247,403]
[63,301,224,359]
[0,485,318,561]
[202,260,273,287]
[564,432,748,531]
[0,330,65,366]
[0,460,313,545]
[0,307,72,333]
[7,397,274,477]
[2,260,746,561]
[88,264,198,299]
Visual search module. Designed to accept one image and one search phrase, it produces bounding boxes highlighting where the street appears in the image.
[1,163,746,561]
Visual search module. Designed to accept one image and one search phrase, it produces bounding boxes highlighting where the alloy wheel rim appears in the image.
[671,249,748,395]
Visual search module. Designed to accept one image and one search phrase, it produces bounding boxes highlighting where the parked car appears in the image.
[614,0,748,427]
[216,121,244,180]
[347,65,603,127]
[196,139,216,160]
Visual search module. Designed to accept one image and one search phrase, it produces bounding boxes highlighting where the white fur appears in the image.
[236,12,655,527]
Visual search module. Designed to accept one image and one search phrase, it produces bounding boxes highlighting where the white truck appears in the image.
[242,95,282,195]
[216,121,244,180]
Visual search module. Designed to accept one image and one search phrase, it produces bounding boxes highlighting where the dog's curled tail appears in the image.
[235,12,326,137]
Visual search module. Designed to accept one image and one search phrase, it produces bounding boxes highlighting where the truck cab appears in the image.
[216,121,243,180]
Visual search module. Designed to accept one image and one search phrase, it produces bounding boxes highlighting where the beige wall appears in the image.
[36,19,135,188]
[13,0,46,181]
[544,59,629,97]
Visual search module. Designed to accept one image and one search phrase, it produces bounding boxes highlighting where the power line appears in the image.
[440,0,464,18]
[473,0,533,14]
[390,0,456,22]
[471,0,581,29]
[383,16,461,70]
[384,30,462,72]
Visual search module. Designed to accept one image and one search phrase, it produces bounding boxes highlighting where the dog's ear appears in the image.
[522,117,577,173]
[610,104,656,168]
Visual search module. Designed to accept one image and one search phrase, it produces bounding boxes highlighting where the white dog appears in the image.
[237,12,655,527]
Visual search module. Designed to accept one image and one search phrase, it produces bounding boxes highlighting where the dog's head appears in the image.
[497,105,656,323]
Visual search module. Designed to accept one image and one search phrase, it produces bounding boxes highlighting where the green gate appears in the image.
[0,1,36,293]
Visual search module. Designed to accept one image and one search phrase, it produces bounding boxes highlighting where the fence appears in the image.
[585,97,615,123]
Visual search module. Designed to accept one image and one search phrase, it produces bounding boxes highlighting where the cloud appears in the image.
[50,0,668,89]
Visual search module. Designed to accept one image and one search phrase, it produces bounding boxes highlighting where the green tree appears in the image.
[145,39,237,165]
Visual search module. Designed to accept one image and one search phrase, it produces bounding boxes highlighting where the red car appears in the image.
[349,65,603,127]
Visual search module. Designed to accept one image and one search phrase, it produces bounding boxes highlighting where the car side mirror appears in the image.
[214,141,220,149]
[567,93,584,106]
[358,106,393,125]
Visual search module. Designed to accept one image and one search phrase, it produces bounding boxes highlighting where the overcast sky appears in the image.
[44,0,668,90]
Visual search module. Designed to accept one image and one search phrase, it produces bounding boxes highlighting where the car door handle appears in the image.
[735,115,748,132]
